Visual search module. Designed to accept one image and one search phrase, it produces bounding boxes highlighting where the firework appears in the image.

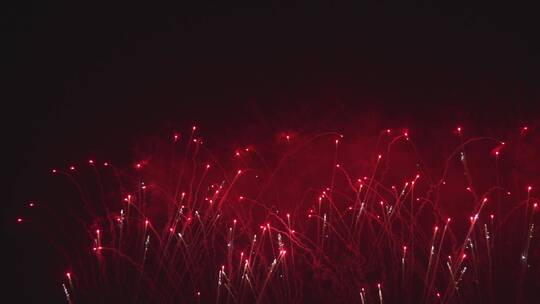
[18,125,539,303]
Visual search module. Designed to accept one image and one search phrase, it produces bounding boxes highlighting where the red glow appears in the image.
[403,129,409,137]
[24,125,540,302]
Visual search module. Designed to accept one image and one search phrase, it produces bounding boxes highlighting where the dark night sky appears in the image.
[3,1,540,302]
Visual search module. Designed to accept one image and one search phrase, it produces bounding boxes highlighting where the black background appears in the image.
[3,1,539,302]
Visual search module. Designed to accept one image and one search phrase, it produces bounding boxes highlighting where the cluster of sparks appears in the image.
[18,125,539,303]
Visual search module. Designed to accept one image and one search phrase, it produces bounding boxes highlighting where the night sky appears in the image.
[4,1,540,302]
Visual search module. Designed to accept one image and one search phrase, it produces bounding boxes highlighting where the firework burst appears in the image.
[18,125,540,303]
